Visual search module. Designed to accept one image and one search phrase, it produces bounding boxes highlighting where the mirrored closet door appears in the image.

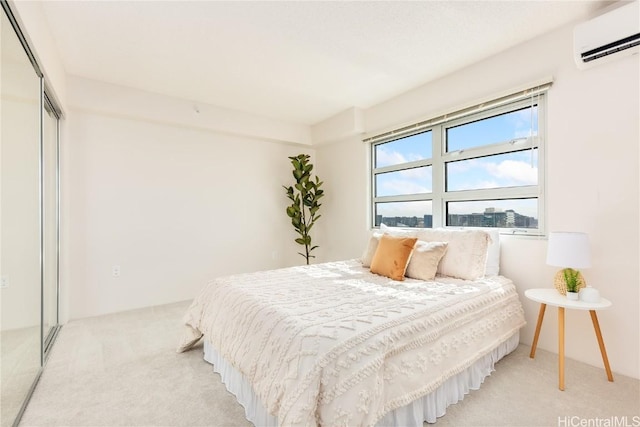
[1,3,62,426]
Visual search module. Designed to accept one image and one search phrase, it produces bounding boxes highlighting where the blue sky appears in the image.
[375,106,539,220]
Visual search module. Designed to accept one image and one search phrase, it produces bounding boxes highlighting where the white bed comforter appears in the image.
[178,260,525,427]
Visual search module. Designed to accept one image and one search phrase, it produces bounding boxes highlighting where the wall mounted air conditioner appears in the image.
[574,0,640,69]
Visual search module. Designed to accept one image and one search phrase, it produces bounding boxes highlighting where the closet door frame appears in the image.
[2,1,64,425]
[42,91,61,361]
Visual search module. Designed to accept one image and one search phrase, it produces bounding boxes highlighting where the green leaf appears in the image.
[295,238,305,245]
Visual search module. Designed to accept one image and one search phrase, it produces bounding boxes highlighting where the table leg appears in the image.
[559,307,565,391]
[589,310,614,382]
[530,303,546,358]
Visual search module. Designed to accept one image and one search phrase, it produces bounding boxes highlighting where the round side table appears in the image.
[524,288,613,391]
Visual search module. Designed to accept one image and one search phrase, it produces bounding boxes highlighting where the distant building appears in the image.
[378,208,536,229]
[448,207,537,229]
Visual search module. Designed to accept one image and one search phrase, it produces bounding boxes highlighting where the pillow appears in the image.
[361,233,382,267]
[380,223,419,238]
[417,228,490,280]
[370,234,418,281]
[362,225,419,267]
[482,228,500,276]
[405,241,448,281]
[447,227,500,275]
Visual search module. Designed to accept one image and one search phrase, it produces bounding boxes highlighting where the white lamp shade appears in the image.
[546,232,592,269]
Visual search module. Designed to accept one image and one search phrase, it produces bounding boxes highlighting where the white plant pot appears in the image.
[566,291,579,301]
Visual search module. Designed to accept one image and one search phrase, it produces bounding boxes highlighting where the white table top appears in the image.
[525,288,612,310]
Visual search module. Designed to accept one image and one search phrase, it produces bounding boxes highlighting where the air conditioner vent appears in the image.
[581,33,640,63]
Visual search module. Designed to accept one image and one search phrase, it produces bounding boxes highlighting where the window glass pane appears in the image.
[446,105,537,152]
[375,201,432,228]
[446,149,537,191]
[375,166,432,197]
[447,199,538,228]
[374,131,432,168]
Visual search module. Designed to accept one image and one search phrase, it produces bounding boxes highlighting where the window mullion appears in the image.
[442,137,539,163]
[432,124,444,228]
[443,186,539,202]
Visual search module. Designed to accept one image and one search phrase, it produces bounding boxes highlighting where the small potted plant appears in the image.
[563,268,581,300]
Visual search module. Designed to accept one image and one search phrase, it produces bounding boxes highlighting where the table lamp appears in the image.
[546,232,591,299]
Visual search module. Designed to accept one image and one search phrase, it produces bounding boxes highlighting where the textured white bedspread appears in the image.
[178,260,525,427]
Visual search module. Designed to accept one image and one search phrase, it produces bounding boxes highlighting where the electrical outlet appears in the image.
[0,277,7,288]
[112,265,121,277]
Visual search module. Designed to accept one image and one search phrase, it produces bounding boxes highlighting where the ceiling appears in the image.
[40,1,608,126]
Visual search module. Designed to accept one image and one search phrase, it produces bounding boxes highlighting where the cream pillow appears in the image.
[380,223,419,238]
[417,228,490,280]
[361,233,382,267]
[370,234,417,281]
[405,241,448,281]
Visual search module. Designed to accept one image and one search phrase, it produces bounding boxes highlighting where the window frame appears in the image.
[370,95,546,235]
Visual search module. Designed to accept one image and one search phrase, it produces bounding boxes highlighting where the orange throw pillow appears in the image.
[370,234,418,281]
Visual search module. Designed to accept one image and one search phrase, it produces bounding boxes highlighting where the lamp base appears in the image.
[554,268,586,295]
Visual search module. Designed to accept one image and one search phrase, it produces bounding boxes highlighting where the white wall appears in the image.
[65,78,313,319]
[314,23,640,379]
[314,136,370,263]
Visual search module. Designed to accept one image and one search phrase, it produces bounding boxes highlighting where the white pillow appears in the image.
[380,223,419,238]
[447,227,500,275]
[361,233,382,267]
[417,228,490,280]
[405,241,448,281]
[482,228,500,276]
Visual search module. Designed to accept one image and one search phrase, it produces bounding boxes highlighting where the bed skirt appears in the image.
[203,332,519,426]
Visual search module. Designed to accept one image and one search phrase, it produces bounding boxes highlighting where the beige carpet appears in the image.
[19,301,640,427]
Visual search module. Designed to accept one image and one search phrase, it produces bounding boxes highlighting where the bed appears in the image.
[178,228,526,426]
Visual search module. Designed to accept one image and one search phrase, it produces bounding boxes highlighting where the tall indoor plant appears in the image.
[283,154,324,265]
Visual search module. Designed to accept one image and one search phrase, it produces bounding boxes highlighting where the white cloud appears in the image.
[447,158,480,174]
[399,166,429,179]
[486,160,537,185]
[475,179,501,189]
[378,178,430,196]
[376,149,408,167]
[375,148,427,168]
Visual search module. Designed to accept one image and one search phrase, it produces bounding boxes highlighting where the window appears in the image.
[370,89,547,234]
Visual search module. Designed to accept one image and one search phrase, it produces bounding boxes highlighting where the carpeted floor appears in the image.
[19,301,640,427]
